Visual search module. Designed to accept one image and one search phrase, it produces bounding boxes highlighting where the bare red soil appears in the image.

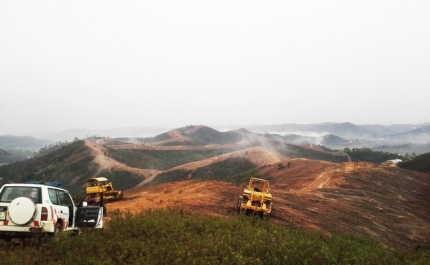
[87,139,430,249]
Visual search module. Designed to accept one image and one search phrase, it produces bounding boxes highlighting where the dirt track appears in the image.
[85,137,430,249]
[85,141,160,179]
[103,159,430,249]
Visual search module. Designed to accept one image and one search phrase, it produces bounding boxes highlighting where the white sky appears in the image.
[1,1,429,135]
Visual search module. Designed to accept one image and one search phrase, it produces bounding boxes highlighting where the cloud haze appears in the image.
[1,1,429,136]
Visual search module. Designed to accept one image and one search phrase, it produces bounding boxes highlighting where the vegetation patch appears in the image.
[191,158,257,181]
[226,169,261,186]
[108,148,235,170]
[107,148,170,170]
[138,132,174,143]
[149,158,257,186]
[273,143,348,162]
[98,169,146,192]
[1,209,429,264]
[0,149,32,164]
[149,170,193,186]
[0,140,98,195]
[344,148,403,163]
[398,152,430,173]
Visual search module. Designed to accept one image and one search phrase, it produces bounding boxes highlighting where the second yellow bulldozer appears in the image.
[237,177,273,219]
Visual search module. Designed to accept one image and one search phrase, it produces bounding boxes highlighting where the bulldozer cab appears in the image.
[248,178,269,193]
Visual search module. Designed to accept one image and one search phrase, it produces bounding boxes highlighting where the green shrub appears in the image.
[344,148,402,163]
[1,209,429,265]
[192,158,256,181]
[398,152,430,173]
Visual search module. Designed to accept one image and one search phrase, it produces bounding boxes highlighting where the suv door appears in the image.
[75,206,103,228]
[75,193,104,229]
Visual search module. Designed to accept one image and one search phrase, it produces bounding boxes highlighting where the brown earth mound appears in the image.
[105,159,430,249]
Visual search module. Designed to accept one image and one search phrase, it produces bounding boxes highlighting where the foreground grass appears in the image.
[1,209,429,265]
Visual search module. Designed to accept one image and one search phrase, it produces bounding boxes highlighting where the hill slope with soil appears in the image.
[90,126,429,249]
[105,159,430,249]
[3,126,428,249]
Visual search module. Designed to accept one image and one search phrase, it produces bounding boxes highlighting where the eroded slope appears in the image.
[106,159,430,249]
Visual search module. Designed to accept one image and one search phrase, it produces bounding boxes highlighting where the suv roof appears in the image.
[25,181,63,188]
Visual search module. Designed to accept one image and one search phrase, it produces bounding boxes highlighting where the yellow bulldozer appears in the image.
[237,177,273,219]
[85,177,123,202]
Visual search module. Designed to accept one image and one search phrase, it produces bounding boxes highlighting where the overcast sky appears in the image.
[1,1,429,136]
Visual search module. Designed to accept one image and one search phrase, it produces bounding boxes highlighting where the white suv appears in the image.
[0,182,103,239]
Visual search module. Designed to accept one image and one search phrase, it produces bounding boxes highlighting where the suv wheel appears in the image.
[53,223,62,237]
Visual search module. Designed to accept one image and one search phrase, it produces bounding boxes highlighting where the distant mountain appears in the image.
[247,123,314,135]
[140,126,348,153]
[44,126,171,142]
[44,128,96,142]
[263,132,348,147]
[321,134,349,146]
[108,125,349,165]
[372,143,430,156]
[0,135,53,152]
[359,124,399,137]
[138,125,247,146]
[264,133,317,145]
[360,124,421,137]
[248,122,374,139]
[7,122,429,159]
[247,122,430,141]
[182,125,243,145]
[0,149,31,164]
[35,122,430,144]
[385,126,430,143]
[306,122,377,139]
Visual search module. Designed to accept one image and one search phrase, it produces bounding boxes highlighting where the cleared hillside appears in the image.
[104,125,349,165]
[107,159,430,249]
[2,126,428,249]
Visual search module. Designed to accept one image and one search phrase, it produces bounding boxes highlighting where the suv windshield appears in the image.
[0,186,42,204]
